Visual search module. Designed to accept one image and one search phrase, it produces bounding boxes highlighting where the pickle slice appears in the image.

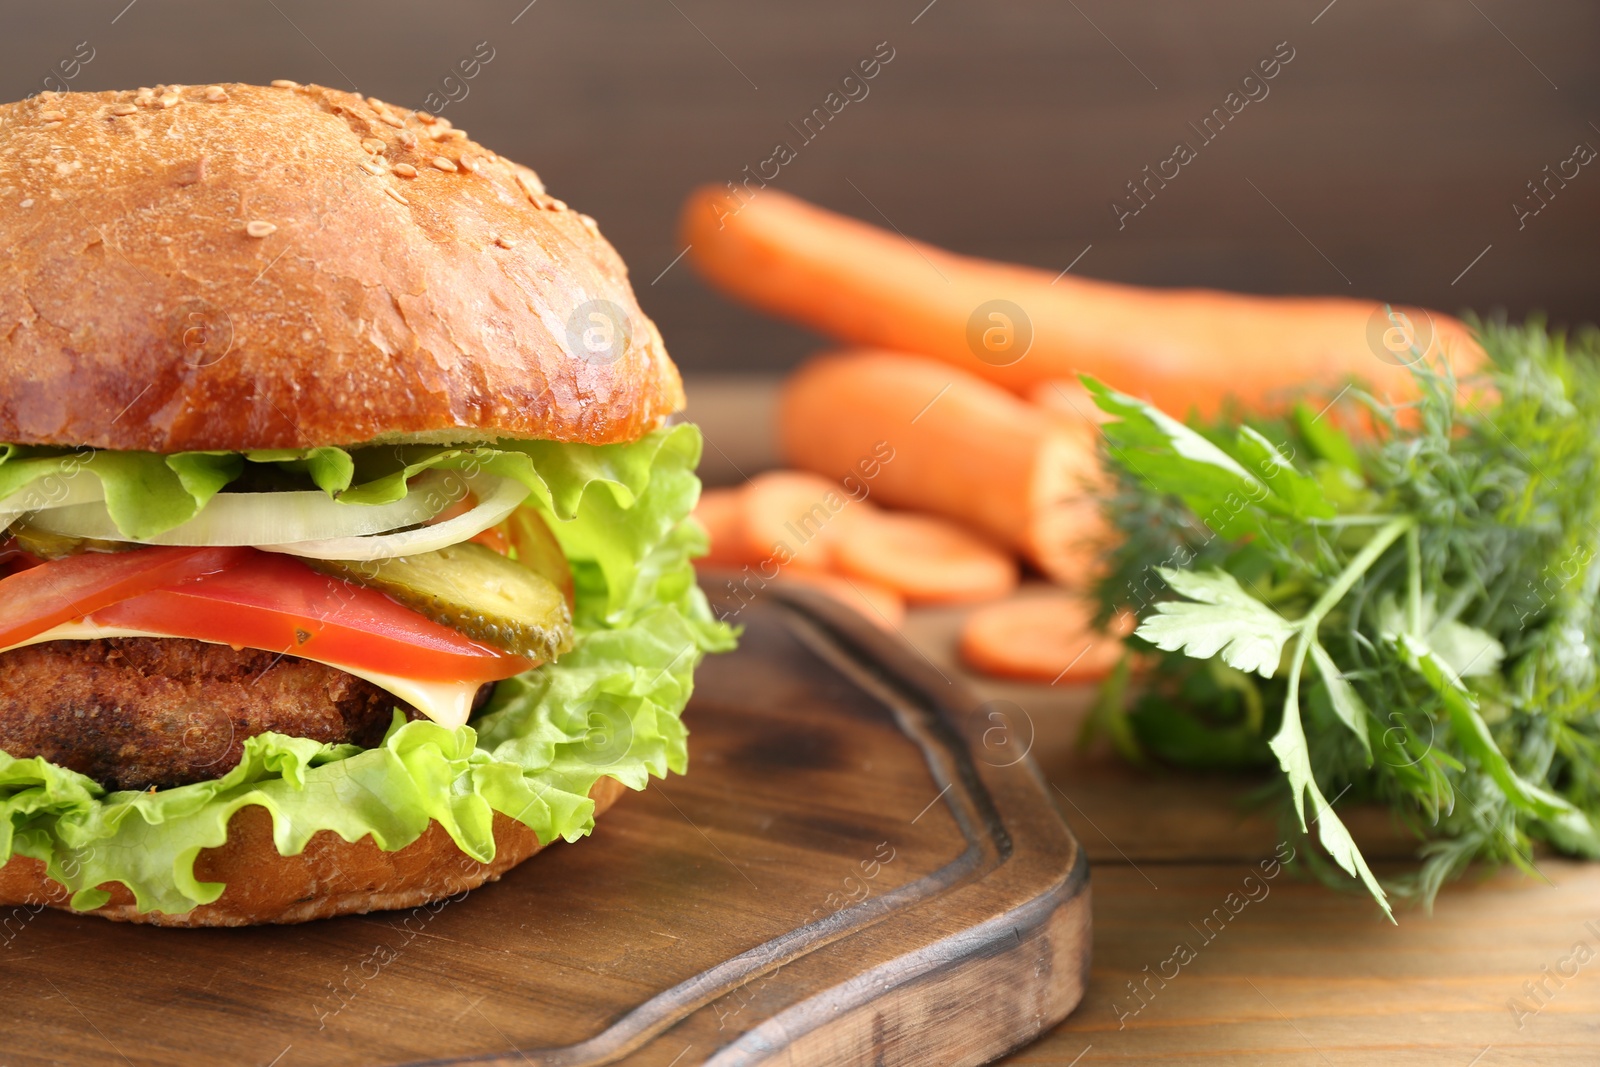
[504,507,574,608]
[312,543,573,661]
[10,521,137,560]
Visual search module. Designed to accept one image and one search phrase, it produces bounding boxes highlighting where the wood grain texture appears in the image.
[690,379,1600,1065]
[897,605,1600,1067]
[1003,862,1600,1066]
[0,583,1088,1066]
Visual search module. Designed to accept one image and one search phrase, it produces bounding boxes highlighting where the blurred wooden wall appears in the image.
[5,0,1596,372]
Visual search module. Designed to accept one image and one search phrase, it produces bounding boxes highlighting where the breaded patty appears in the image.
[0,638,421,791]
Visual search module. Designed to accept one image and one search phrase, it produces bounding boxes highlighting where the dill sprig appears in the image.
[1088,318,1600,915]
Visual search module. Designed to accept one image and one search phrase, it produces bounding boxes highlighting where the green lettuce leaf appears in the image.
[0,425,734,917]
[245,447,357,494]
[0,423,695,545]
[0,448,245,541]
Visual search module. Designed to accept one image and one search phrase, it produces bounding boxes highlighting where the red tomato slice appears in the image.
[92,550,533,683]
[0,539,40,579]
[0,545,249,648]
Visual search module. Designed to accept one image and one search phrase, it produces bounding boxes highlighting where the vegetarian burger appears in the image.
[0,83,731,925]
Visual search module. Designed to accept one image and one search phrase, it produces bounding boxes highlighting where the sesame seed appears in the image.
[110,103,138,116]
[457,155,479,174]
[495,235,516,249]
[360,160,385,175]
[380,112,405,128]
[204,86,228,102]
[245,220,277,238]
[392,163,417,178]
[134,95,156,108]
[366,99,402,124]
[579,213,600,237]
[416,111,437,125]
[430,156,458,172]
[395,129,418,148]
[360,138,386,155]
[300,329,314,342]
[38,110,66,122]
[271,79,300,89]
[438,128,468,141]
[385,187,408,205]
[514,171,544,198]
[19,199,34,209]
[159,93,181,109]
[548,198,568,211]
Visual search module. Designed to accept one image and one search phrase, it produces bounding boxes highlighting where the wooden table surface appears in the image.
[909,607,1600,1067]
[690,379,1600,1067]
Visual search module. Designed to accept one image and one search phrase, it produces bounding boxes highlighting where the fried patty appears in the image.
[0,638,424,792]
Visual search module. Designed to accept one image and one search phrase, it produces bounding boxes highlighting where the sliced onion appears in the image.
[259,474,531,560]
[27,470,452,546]
[0,471,108,533]
[0,471,108,513]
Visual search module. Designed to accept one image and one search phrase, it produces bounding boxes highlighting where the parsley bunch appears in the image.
[1087,320,1600,918]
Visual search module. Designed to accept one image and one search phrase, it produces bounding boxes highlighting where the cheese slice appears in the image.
[2,619,484,728]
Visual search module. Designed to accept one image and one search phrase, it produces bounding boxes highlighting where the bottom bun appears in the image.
[0,775,627,926]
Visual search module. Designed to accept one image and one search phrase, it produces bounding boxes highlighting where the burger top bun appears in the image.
[0,82,684,453]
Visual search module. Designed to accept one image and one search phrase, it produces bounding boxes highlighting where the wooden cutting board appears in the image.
[1,583,1089,1067]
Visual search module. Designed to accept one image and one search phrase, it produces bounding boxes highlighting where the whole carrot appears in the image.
[681,187,1482,418]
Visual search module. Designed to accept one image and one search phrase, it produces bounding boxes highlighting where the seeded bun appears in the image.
[0,775,626,926]
[0,82,682,453]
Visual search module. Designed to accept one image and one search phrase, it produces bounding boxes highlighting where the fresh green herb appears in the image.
[1087,319,1600,917]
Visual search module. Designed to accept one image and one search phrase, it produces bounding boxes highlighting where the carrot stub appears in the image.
[778,349,1106,585]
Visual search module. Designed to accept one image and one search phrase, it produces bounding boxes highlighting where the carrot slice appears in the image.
[778,570,905,630]
[959,593,1133,683]
[740,470,868,572]
[833,510,1018,605]
[693,486,756,567]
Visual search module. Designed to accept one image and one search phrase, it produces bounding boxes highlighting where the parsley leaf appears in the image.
[1136,568,1294,678]
[1087,319,1600,914]
[1309,641,1371,758]
[1272,630,1392,919]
